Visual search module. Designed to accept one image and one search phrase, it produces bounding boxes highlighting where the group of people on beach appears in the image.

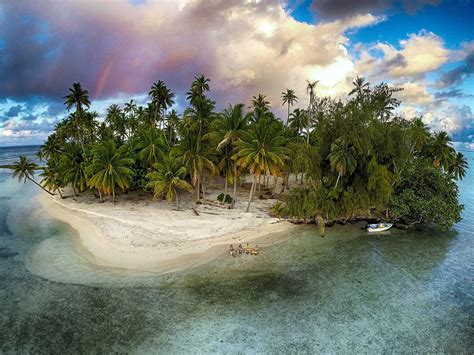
[229,243,259,257]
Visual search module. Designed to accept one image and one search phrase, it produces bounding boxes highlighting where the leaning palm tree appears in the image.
[328,139,357,189]
[212,103,250,206]
[87,141,134,203]
[146,155,193,210]
[63,82,91,152]
[281,89,298,125]
[11,156,54,195]
[233,118,289,212]
[40,165,64,198]
[448,151,468,180]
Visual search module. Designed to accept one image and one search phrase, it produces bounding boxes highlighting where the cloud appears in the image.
[310,0,441,20]
[6,105,23,117]
[395,81,434,105]
[402,103,474,141]
[355,30,449,82]
[436,53,474,88]
[435,89,474,101]
[0,0,382,113]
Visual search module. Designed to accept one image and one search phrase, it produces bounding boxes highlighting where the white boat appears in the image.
[367,223,393,233]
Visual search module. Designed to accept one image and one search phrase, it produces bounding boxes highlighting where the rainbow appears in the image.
[94,58,113,99]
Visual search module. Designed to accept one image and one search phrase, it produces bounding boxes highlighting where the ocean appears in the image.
[0,145,472,353]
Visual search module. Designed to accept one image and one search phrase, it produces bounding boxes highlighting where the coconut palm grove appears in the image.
[10,75,467,230]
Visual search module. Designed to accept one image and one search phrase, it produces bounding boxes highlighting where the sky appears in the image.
[0,0,473,147]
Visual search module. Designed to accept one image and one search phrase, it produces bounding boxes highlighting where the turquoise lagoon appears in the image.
[0,146,472,353]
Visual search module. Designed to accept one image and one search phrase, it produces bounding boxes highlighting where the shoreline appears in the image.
[38,192,297,274]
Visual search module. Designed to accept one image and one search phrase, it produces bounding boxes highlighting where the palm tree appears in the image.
[11,156,54,195]
[165,110,181,145]
[429,131,453,168]
[328,139,357,189]
[306,80,319,101]
[149,81,175,128]
[410,117,430,153]
[146,155,193,210]
[37,134,63,163]
[281,89,298,125]
[105,104,126,139]
[135,127,166,168]
[288,108,308,136]
[63,82,91,151]
[175,128,216,202]
[212,104,250,205]
[217,145,234,200]
[233,118,289,212]
[448,152,468,180]
[189,74,210,97]
[250,94,271,110]
[87,141,134,203]
[59,143,88,195]
[40,165,64,198]
[349,76,370,100]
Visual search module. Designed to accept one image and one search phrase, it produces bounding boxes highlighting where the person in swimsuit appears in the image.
[251,245,259,255]
[238,244,243,254]
[245,243,251,254]
[229,244,235,256]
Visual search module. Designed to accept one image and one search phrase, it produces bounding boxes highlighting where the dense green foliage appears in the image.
[13,75,466,229]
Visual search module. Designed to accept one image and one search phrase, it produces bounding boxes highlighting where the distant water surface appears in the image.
[0,145,472,353]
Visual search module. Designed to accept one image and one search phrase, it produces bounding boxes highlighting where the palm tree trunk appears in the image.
[272,176,278,197]
[287,104,290,127]
[202,174,206,202]
[112,188,116,204]
[27,176,55,196]
[334,172,341,189]
[98,188,103,202]
[232,163,238,208]
[224,174,228,197]
[174,188,179,211]
[195,174,200,202]
[246,175,257,213]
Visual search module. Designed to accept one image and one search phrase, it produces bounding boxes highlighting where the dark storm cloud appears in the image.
[436,53,474,88]
[311,0,441,20]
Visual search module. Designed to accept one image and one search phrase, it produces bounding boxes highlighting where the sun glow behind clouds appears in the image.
[306,45,354,95]
[257,20,275,37]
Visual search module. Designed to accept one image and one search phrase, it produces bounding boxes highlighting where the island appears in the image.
[8,75,466,271]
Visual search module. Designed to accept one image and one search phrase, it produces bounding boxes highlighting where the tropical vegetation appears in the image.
[9,75,467,229]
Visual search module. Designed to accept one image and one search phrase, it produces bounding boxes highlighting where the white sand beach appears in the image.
[39,178,295,273]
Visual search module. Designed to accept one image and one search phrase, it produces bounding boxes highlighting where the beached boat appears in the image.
[366,223,393,233]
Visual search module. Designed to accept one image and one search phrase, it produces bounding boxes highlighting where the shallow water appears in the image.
[0,146,473,353]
